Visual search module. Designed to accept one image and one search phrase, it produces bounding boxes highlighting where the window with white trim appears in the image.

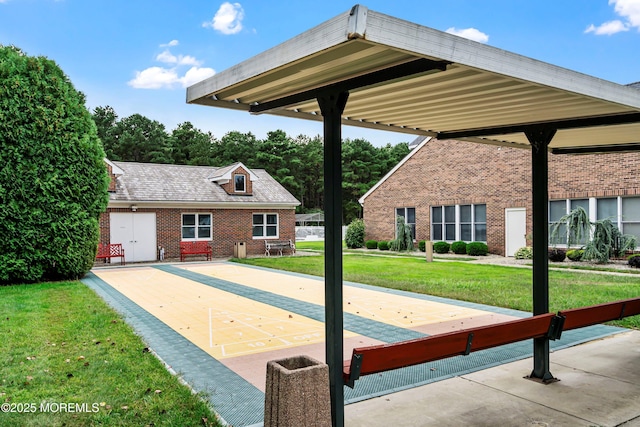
[253,213,279,238]
[622,197,640,241]
[395,207,416,239]
[431,204,486,242]
[182,213,211,241]
[234,174,246,193]
[549,196,640,246]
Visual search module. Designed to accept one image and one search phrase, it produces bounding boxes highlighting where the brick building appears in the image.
[360,137,640,256]
[101,160,299,262]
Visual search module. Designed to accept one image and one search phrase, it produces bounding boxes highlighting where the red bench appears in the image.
[180,241,212,262]
[95,243,125,265]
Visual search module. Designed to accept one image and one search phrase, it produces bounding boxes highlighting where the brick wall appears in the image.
[99,207,295,259]
[362,138,640,255]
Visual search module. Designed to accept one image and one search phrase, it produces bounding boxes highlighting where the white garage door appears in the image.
[109,213,157,262]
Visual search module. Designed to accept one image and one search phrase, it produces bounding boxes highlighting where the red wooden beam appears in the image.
[344,313,556,383]
[559,297,640,331]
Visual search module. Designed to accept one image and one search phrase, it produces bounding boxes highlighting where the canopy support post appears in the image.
[317,90,349,427]
[526,127,557,383]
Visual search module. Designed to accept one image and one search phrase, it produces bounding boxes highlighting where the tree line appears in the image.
[92,106,410,224]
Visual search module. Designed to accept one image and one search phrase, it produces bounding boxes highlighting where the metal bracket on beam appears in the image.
[345,353,362,389]
[547,315,565,341]
[464,333,474,356]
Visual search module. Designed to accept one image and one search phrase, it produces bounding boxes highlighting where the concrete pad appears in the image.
[346,331,640,427]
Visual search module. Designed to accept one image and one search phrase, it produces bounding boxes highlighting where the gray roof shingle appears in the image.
[109,161,300,206]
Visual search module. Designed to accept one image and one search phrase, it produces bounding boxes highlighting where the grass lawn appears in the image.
[0,281,221,427]
[235,254,640,329]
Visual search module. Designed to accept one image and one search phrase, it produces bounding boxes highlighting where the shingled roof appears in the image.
[109,161,300,207]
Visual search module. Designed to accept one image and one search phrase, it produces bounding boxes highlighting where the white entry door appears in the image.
[505,208,527,257]
[110,213,157,262]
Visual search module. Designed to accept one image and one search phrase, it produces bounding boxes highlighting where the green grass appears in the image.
[235,254,640,329]
[0,281,221,427]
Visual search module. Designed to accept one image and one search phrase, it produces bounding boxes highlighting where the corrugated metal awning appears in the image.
[187,5,640,153]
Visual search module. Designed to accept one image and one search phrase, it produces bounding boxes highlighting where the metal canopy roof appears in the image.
[187,5,640,153]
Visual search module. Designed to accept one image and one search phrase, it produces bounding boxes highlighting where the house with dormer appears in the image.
[100,159,300,261]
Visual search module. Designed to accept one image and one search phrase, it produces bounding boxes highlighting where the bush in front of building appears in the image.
[377,241,390,251]
[433,241,450,254]
[628,254,640,268]
[0,46,109,284]
[451,241,467,254]
[418,240,426,252]
[548,248,567,262]
[566,249,584,261]
[365,240,378,249]
[514,246,533,259]
[345,218,365,249]
[466,242,488,256]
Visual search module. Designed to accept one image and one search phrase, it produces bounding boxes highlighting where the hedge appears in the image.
[365,240,378,250]
[0,45,109,284]
[433,241,450,254]
[451,241,467,254]
[466,242,488,256]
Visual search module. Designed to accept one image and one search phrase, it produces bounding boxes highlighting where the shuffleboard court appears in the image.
[180,263,493,328]
[92,267,357,359]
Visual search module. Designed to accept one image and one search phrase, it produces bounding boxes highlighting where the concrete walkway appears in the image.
[346,330,640,427]
[84,261,636,427]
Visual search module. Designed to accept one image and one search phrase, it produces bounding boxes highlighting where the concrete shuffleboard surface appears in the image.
[84,262,625,427]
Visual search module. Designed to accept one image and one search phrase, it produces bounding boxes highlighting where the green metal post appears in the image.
[526,127,556,382]
[317,90,349,427]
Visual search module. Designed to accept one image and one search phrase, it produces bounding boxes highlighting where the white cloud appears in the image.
[180,66,216,87]
[203,2,244,35]
[586,0,640,35]
[445,27,489,44]
[128,67,180,89]
[160,39,179,47]
[585,20,629,35]
[156,50,201,66]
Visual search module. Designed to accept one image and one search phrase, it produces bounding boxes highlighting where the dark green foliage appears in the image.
[548,248,567,262]
[365,240,378,249]
[628,254,640,268]
[390,216,414,252]
[418,240,426,252]
[566,249,584,262]
[0,46,109,283]
[552,206,636,263]
[466,242,489,256]
[433,241,451,254]
[377,241,389,251]
[345,218,365,249]
[451,241,467,254]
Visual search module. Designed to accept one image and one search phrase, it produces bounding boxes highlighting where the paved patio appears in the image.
[83,261,630,426]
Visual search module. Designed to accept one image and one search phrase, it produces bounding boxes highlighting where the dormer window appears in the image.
[234,174,246,193]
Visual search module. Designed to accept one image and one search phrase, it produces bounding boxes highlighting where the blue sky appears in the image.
[1,0,639,146]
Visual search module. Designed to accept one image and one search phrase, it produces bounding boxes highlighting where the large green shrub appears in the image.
[433,241,450,254]
[0,46,109,284]
[377,241,389,251]
[345,218,365,249]
[451,241,467,254]
[365,240,378,250]
[418,240,426,252]
[466,242,488,256]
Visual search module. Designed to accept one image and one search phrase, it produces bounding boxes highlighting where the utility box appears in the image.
[264,355,331,427]
[234,241,246,258]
